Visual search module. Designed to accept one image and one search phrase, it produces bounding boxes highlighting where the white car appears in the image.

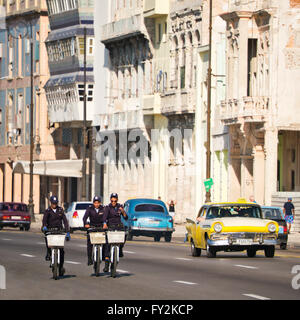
[66,202,93,233]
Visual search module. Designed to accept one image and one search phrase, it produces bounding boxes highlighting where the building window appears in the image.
[78,37,94,56]
[180,66,185,89]
[78,84,94,102]
[247,38,257,97]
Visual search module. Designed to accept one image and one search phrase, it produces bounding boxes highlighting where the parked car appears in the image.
[186,201,279,258]
[124,198,175,242]
[65,201,93,233]
[0,202,30,231]
[261,206,288,250]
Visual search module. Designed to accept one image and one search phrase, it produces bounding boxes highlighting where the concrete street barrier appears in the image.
[0,265,6,289]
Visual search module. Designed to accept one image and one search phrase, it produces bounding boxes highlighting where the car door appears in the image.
[195,206,207,248]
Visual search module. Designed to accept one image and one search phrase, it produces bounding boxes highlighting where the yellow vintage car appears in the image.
[186,201,279,258]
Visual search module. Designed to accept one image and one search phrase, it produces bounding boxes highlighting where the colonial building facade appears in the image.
[220,0,300,231]
[0,0,51,213]
[44,0,98,205]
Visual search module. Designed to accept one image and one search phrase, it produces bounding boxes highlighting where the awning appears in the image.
[13,160,84,178]
[44,74,94,88]
[46,27,94,42]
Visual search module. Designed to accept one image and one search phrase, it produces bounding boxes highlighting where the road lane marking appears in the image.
[117,269,130,274]
[123,251,135,254]
[173,281,197,285]
[65,261,81,265]
[20,254,35,258]
[243,294,271,300]
[235,264,258,270]
[175,258,192,261]
[1,239,12,241]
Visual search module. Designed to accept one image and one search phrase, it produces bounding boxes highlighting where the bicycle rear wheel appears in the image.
[52,249,58,280]
[110,246,118,278]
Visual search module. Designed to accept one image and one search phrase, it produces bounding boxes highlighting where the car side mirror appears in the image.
[186,218,195,224]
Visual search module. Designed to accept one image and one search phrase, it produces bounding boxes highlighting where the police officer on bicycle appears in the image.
[42,196,70,277]
[102,193,128,272]
[83,196,107,266]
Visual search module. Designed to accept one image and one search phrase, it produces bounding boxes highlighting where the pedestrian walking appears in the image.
[167,200,176,219]
[283,197,295,234]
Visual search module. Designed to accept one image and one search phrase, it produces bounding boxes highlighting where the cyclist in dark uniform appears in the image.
[42,196,70,277]
[83,196,106,266]
[102,193,128,272]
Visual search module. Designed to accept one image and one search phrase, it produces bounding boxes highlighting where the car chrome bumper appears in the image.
[131,227,174,232]
[207,238,277,246]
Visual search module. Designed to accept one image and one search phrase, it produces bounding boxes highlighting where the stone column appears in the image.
[0,165,4,202]
[4,163,13,202]
[237,14,251,100]
[240,156,253,199]
[264,128,278,205]
[253,145,265,204]
[228,156,241,201]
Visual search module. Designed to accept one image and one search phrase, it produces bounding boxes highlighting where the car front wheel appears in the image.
[264,245,275,258]
[164,233,172,242]
[206,244,216,258]
[154,234,161,242]
[247,248,257,257]
[191,240,201,257]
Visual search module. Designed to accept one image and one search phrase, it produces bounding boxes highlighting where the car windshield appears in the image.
[75,203,92,210]
[0,203,28,212]
[206,205,262,219]
[262,208,284,220]
[135,204,165,213]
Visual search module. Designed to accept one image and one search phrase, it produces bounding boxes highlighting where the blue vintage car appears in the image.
[261,206,288,249]
[122,198,175,242]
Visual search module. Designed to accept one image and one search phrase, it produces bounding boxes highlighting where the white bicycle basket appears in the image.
[89,232,106,244]
[107,231,125,244]
[47,234,66,247]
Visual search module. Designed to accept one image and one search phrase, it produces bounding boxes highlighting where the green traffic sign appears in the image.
[204,178,214,191]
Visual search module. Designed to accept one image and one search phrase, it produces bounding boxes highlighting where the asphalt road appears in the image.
[0,229,300,300]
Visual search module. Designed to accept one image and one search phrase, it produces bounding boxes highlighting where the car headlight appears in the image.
[268,223,276,233]
[213,223,223,233]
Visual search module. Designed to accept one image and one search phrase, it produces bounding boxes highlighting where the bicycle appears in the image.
[45,228,66,280]
[87,227,107,277]
[106,225,126,278]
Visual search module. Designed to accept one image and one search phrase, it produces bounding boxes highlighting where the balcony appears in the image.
[101,14,145,44]
[144,0,169,18]
[228,0,273,12]
[143,93,162,115]
[220,96,270,125]
[161,90,196,115]
[6,0,48,17]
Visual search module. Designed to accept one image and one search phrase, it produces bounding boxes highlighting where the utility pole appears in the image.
[205,0,212,203]
[28,22,35,221]
[81,27,87,201]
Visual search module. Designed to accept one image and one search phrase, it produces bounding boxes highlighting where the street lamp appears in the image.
[205,0,213,203]
[81,27,88,201]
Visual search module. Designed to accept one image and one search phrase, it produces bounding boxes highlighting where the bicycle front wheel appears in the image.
[52,249,58,280]
[94,245,101,276]
[111,246,118,278]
